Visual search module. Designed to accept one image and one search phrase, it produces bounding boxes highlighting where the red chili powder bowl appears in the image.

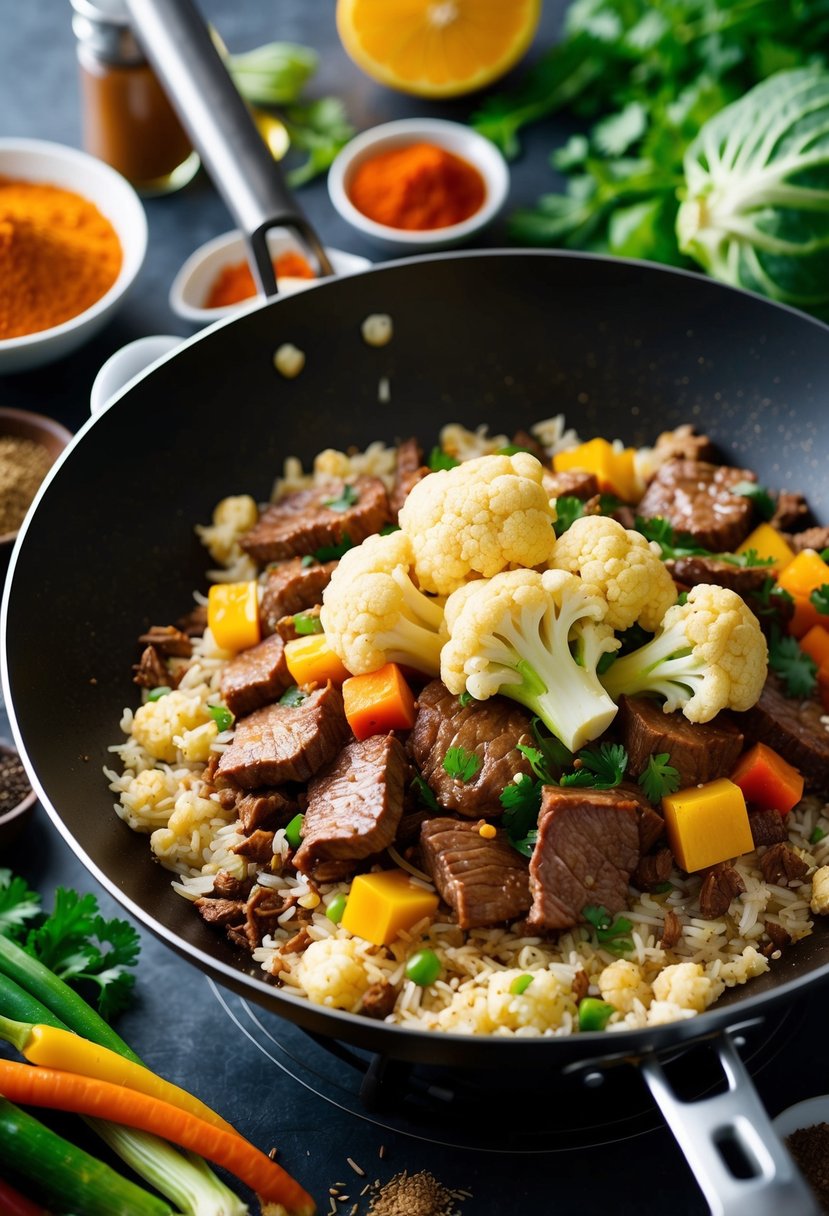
[347,140,486,231]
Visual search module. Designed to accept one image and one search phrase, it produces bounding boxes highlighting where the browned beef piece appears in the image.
[240,476,390,563]
[573,969,590,1002]
[660,908,683,949]
[666,556,770,597]
[527,788,640,931]
[636,459,756,552]
[748,807,788,848]
[771,492,809,532]
[293,734,407,875]
[632,847,673,891]
[133,645,169,689]
[219,633,292,718]
[241,885,289,950]
[282,926,313,955]
[785,526,829,554]
[361,981,399,1020]
[419,818,530,929]
[759,843,809,886]
[259,558,337,635]
[741,676,829,797]
[513,429,545,459]
[698,863,746,919]
[762,921,792,956]
[177,603,208,637]
[231,829,275,865]
[620,696,744,789]
[397,807,440,848]
[616,781,665,852]
[138,624,192,657]
[217,683,350,789]
[390,437,429,516]
[409,681,534,817]
[236,790,296,835]
[543,469,600,501]
[195,897,246,926]
[212,870,254,899]
[650,425,717,469]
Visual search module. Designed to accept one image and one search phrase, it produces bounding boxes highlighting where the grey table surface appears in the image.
[1,3,827,1214]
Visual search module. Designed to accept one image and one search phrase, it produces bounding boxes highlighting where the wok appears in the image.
[5,2,829,1212]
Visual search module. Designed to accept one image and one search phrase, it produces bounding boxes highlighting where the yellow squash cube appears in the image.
[553,437,640,502]
[736,522,795,571]
[661,778,753,874]
[207,581,260,652]
[341,870,439,946]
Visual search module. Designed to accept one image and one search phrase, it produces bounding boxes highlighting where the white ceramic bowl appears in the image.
[327,117,509,252]
[169,229,371,325]
[0,139,147,375]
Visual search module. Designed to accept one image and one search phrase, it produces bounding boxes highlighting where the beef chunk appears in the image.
[762,921,792,956]
[212,870,254,900]
[220,633,292,718]
[698,863,746,919]
[293,734,407,875]
[616,781,665,852]
[390,437,429,516]
[573,969,590,1002]
[748,807,788,848]
[786,526,829,554]
[636,459,756,552]
[666,556,770,597]
[650,425,717,469]
[771,492,809,532]
[527,788,640,931]
[543,469,600,501]
[133,645,170,689]
[660,908,683,949]
[632,847,673,891]
[217,683,350,789]
[282,926,313,955]
[195,897,246,926]
[177,603,208,637]
[236,790,296,835]
[620,696,744,788]
[137,624,192,657]
[240,476,390,563]
[259,558,337,635]
[230,829,275,865]
[409,681,535,817]
[419,817,530,929]
[741,676,829,797]
[361,981,399,1020]
[759,842,809,886]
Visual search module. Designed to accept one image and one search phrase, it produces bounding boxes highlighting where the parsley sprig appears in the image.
[768,627,817,698]
[635,516,772,568]
[583,904,635,956]
[810,584,829,616]
[638,753,681,802]
[732,480,776,522]
[560,742,628,789]
[411,770,440,812]
[428,446,460,472]
[323,484,359,513]
[443,747,481,782]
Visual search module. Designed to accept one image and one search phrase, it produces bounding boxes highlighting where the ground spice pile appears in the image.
[0,750,31,814]
[0,434,52,535]
[787,1123,829,1212]
[366,1170,467,1216]
[0,177,122,339]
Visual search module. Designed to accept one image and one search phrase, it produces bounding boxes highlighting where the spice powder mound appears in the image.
[0,435,53,535]
[0,751,32,814]
[786,1123,829,1212]
[366,1169,467,1216]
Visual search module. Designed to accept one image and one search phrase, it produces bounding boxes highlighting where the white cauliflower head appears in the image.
[551,514,677,631]
[320,529,446,677]
[601,583,768,723]
[398,452,557,596]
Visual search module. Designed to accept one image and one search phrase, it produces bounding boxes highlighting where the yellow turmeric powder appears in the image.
[0,177,122,340]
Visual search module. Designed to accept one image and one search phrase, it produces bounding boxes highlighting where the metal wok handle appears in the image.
[640,1031,818,1216]
[124,0,333,294]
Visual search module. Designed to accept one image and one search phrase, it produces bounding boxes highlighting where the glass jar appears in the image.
[71,0,199,196]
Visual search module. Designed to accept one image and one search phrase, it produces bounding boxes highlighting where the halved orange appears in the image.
[336,0,542,98]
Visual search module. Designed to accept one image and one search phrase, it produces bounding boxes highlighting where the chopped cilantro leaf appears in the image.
[634,516,710,561]
[380,523,401,536]
[279,684,308,706]
[598,493,622,514]
[443,746,481,782]
[208,704,234,732]
[500,773,542,824]
[293,610,324,635]
[511,829,538,858]
[821,549,829,563]
[517,742,557,785]
[582,904,635,956]
[768,627,817,698]
[638,752,681,802]
[458,691,474,708]
[428,446,460,472]
[676,591,689,606]
[498,444,535,456]
[323,484,359,512]
[752,577,793,617]
[651,882,673,894]
[597,650,618,676]
[732,480,776,521]
[560,742,628,790]
[810,584,829,615]
[411,771,440,812]
[311,535,354,562]
[530,717,572,773]
[553,495,585,537]
[719,548,774,569]
[810,825,827,845]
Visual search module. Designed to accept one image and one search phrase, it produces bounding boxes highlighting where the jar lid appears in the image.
[71,0,144,65]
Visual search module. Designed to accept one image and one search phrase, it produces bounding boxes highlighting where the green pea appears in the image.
[326,894,348,924]
[284,813,304,850]
[405,948,441,987]
[578,997,615,1032]
[146,686,171,701]
[509,974,534,996]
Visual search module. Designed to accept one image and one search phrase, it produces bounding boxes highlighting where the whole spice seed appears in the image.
[0,751,32,814]
[0,435,52,535]
[786,1123,829,1212]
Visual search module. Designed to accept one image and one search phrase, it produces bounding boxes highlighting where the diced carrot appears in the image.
[799,625,829,668]
[342,663,416,741]
[553,438,640,501]
[730,742,804,816]
[736,523,795,571]
[789,594,825,640]
[284,633,350,686]
[207,581,260,652]
[776,549,829,600]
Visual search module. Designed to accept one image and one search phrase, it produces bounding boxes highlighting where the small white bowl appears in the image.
[0,139,147,375]
[774,1095,829,1139]
[327,117,509,252]
[169,229,371,325]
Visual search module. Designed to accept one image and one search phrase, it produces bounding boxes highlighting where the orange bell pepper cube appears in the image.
[730,742,804,816]
[553,437,640,502]
[207,581,260,652]
[284,633,350,687]
[735,523,795,571]
[776,552,829,637]
[661,779,753,873]
[342,663,416,741]
[799,624,829,669]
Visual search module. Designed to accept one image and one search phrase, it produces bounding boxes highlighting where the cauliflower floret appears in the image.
[441,568,619,752]
[398,452,558,596]
[196,495,258,566]
[320,530,446,676]
[810,865,829,915]
[601,583,768,722]
[551,515,677,631]
[651,962,719,1012]
[176,719,219,763]
[436,969,577,1034]
[132,690,213,763]
[597,959,653,1013]
[297,939,372,1012]
[438,423,511,462]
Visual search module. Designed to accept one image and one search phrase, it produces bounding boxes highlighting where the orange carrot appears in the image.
[799,624,829,668]
[342,663,416,740]
[730,742,805,815]
[0,1060,315,1215]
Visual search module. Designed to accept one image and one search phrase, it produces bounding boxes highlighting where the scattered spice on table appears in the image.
[0,177,122,339]
[786,1123,829,1212]
[0,749,32,814]
[348,142,485,231]
[365,1169,469,1216]
[0,435,52,535]
[204,249,314,309]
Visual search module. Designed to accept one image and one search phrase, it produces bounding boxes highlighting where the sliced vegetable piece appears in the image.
[777,551,829,638]
[735,523,795,571]
[285,813,304,850]
[325,893,348,924]
[509,974,534,996]
[340,870,439,946]
[553,438,640,501]
[207,581,261,652]
[284,633,350,686]
[342,662,416,741]
[730,743,804,816]
[578,997,615,1031]
[0,1060,315,1214]
[661,778,753,874]
[799,625,829,669]
[0,1098,172,1216]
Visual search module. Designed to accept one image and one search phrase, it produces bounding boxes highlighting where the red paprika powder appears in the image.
[204,250,314,310]
[348,141,485,231]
